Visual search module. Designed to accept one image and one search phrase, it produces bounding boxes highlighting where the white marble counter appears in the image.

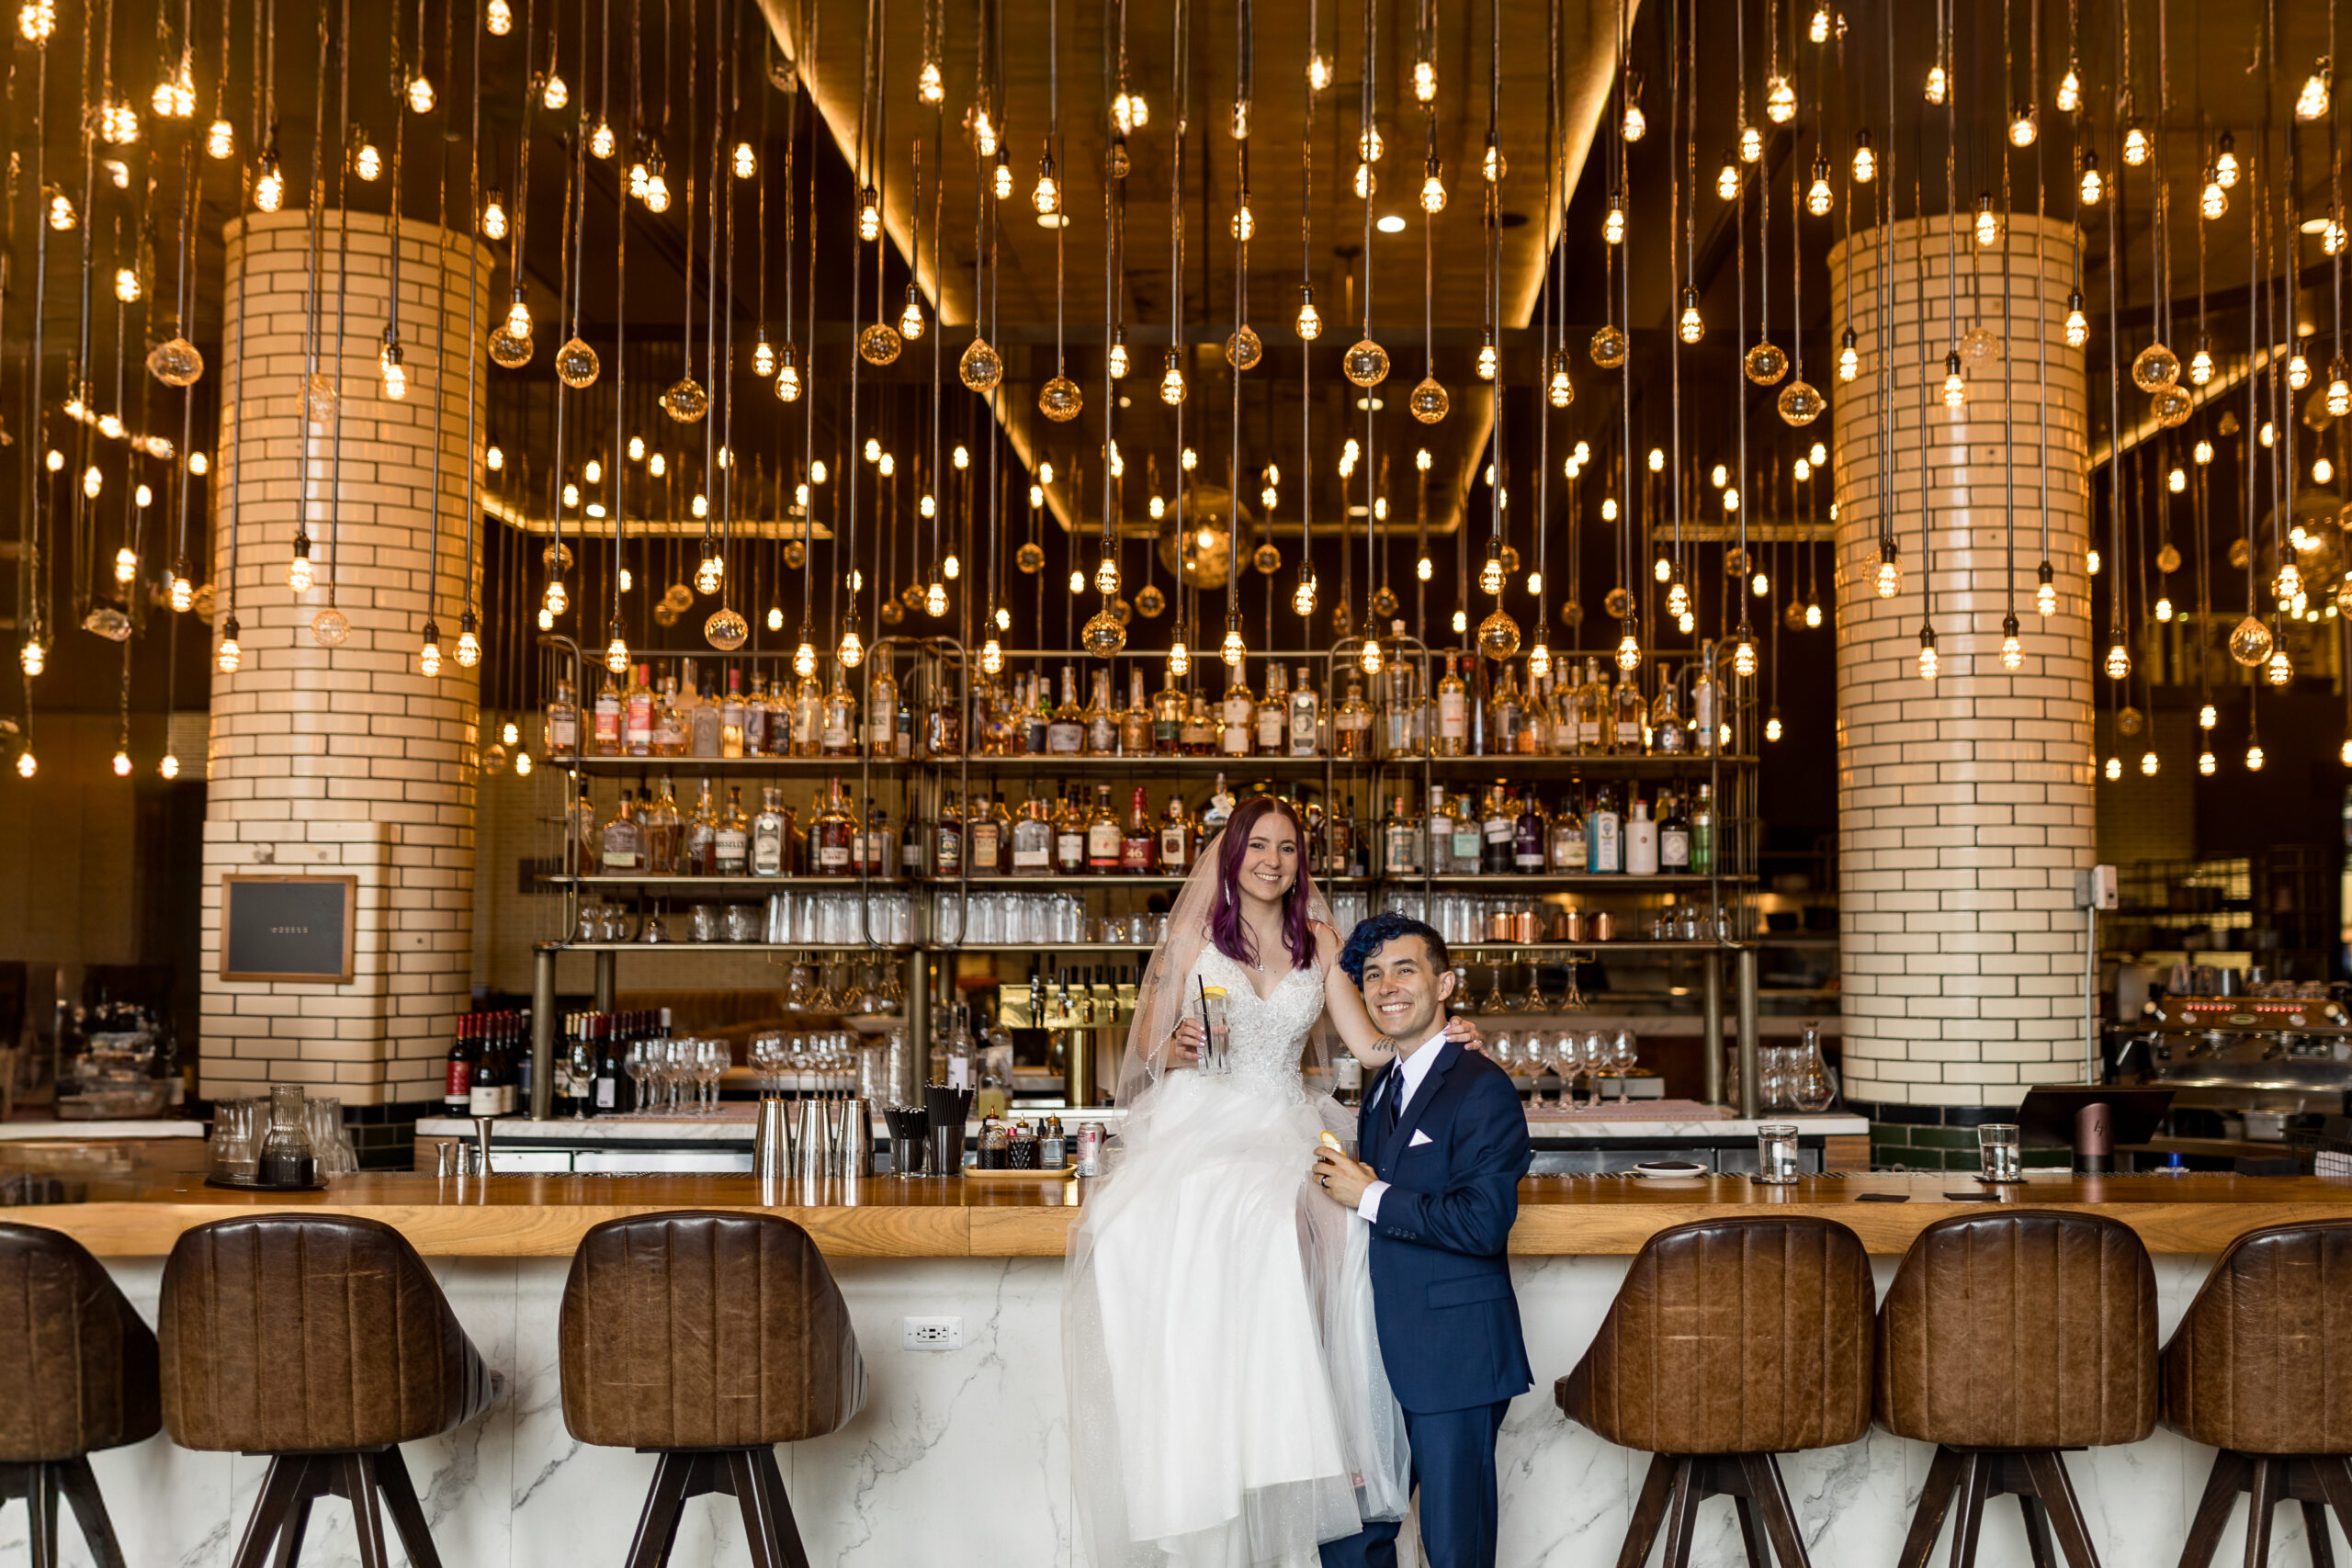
[413,1111,1868,1144]
[17,1250,2309,1568]
[0,1119,204,1141]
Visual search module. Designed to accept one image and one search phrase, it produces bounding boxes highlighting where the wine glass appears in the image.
[1489,1033,1519,1100]
[1476,961,1510,1015]
[1610,1030,1638,1104]
[1579,1030,1610,1110]
[704,1040,729,1111]
[626,1043,653,1112]
[808,960,840,1015]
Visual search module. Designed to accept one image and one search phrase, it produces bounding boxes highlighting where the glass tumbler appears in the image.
[1977,1122,2024,1184]
[1754,1122,1801,1184]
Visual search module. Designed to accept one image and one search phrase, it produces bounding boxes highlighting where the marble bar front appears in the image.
[14,1171,2352,1568]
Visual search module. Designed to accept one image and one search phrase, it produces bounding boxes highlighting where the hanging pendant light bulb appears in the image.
[958,335,1003,392]
[1942,351,1965,408]
[1766,75,1796,123]
[1158,348,1188,404]
[2298,62,2332,120]
[1998,614,2023,671]
[1033,148,1060,214]
[1875,540,1901,598]
[1167,638,1190,676]
[857,183,882,241]
[17,638,41,676]
[925,580,948,617]
[1677,288,1703,344]
[2009,103,2038,146]
[1547,352,1574,408]
[213,615,241,672]
[1849,129,1876,184]
[378,332,408,400]
[1343,338,1390,387]
[2064,291,2088,347]
[1476,332,1498,381]
[2327,359,2352,417]
[1419,156,1446,213]
[1603,191,1626,244]
[288,534,314,592]
[588,119,615,159]
[543,577,569,617]
[1615,630,1641,671]
[794,634,818,678]
[1917,627,1939,681]
[918,58,944,102]
[1973,192,1998,245]
[2105,638,2131,679]
[2188,336,2214,385]
[896,285,927,342]
[1728,624,1757,677]
[1738,124,1763,165]
[481,188,509,240]
[1925,63,1948,104]
[1716,155,1739,200]
[2200,165,2227,220]
[416,622,444,677]
[2122,124,2150,165]
[2078,150,2103,205]
[837,627,864,668]
[1807,159,1833,216]
[773,344,801,401]
[1220,614,1246,667]
[453,611,481,669]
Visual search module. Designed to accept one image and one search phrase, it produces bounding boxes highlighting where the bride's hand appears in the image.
[1442,1014,1486,1055]
[1163,1018,1204,1068]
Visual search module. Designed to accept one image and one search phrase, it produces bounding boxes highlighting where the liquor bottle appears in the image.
[1577,657,1609,754]
[1548,788,1587,871]
[811,779,855,874]
[645,779,684,874]
[444,1016,475,1115]
[790,665,822,757]
[715,786,751,874]
[1659,790,1691,873]
[1612,664,1646,753]
[568,791,601,874]
[1426,784,1458,874]
[1587,784,1623,874]
[1625,794,1659,875]
[933,792,964,877]
[718,670,747,758]
[600,794,644,872]
[1335,677,1373,760]
[649,668,684,756]
[1086,670,1119,755]
[1120,670,1153,755]
[1338,796,1371,878]
[897,681,919,760]
[1211,669,1249,756]
[1692,640,1720,755]
[1466,657,1490,757]
[624,663,657,757]
[687,665,722,756]
[742,672,769,756]
[1121,786,1157,871]
[1544,673,1577,755]
[1054,790,1089,873]
[1513,787,1547,872]
[762,673,792,756]
[1024,671,1054,754]
[1288,666,1320,757]
[1382,795,1420,876]
[1048,665,1086,754]
[1159,794,1196,873]
[1436,651,1469,756]
[1012,792,1054,874]
[1490,666,1524,756]
[1153,669,1186,754]
[565,1016,596,1118]
[1257,661,1289,754]
[1651,671,1688,755]
[1381,657,1418,759]
[752,785,787,875]
[684,778,720,874]
[822,665,858,757]
[866,649,899,757]
[592,671,623,755]
[1087,784,1123,871]
[545,677,580,756]
[592,1016,631,1114]
[969,792,1004,873]
[468,1017,503,1116]
[854,796,891,877]
[1203,772,1236,836]
[1480,785,1516,874]
[1689,784,1714,874]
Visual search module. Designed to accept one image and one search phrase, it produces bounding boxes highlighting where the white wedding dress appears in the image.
[1066,946,1411,1568]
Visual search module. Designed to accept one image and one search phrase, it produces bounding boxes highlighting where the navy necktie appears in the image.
[1385,1069,1403,1133]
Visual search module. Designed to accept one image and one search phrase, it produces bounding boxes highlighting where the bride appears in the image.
[1066,794,1481,1568]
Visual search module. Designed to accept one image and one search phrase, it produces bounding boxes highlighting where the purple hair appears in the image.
[1208,795,1317,971]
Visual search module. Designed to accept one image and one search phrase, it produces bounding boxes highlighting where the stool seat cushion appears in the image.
[0,1223,161,1462]
[560,1211,867,1450]
[1876,1210,2156,1450]
[1558,1215,1874,1455]
[2162,1218,2352,1455]
[159,1214,492,1453]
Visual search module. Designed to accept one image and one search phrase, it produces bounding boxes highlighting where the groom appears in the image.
[1314,911,1532,1568]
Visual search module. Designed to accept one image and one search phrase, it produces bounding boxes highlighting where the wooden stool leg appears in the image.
[751,1450,811,1568]
[1740,1452,1815,1568]
[267,1457,317,1568]
[1618,1454,1677,1568]
[622,1455,694,1568]
[2246,1460,2284,1568]
[2312,1459,2352,1568]
[722,1451,779,1568]
[227,1457,304,1568]
[2022,1450,2103,1568]
[1946,1453,1989,1568]
[54,1456,129,1568]
[2018,1495,2058,1568]
[1900,1448,1965,1568]
[373,1448,444,1568]
[1658,1459,1702,1568]
[2302,1500,2336,1568]
[27,1462,59,1568]
[345,1454,390,1568]
[2180,1452,2253,1568]
[1732,1495,1769,1568]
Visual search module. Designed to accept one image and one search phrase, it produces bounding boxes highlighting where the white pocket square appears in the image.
[1408,1129,1435,1147]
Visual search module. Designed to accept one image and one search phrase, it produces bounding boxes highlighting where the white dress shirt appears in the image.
[1356,1026,1449,1224]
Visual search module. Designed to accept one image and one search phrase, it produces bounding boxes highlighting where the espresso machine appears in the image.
[2120,984,2352,1135]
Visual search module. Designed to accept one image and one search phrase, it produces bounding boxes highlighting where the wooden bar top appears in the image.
[13,1168,2352,1258]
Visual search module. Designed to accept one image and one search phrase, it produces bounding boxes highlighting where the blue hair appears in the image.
[1338,911,1451,984]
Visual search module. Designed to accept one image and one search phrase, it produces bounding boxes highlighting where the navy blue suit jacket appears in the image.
[1355,1038,1533,1415]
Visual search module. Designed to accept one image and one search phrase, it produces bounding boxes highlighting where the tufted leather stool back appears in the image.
[560,1211,866,1449]
[0,1223,160,1464]
[2158,1220,2352,1568]
[1877,1209,2156,1450]
[159,1213,493,1453]
[1561,1215,1874,1455]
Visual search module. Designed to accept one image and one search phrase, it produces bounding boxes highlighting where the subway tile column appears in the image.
[1826,213,2096,1156]
[199,212,492,1107]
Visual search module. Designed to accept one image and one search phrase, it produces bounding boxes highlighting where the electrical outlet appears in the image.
[901,1315,962,1350]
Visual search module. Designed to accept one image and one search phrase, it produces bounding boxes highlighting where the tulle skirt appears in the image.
[1066,1070,1411,1568]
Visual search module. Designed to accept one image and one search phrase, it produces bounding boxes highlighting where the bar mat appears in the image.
[1524,1100,1730,1122]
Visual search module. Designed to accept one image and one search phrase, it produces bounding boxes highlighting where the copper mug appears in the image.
[1589,910,1615,942]
[1558,907,1586,942]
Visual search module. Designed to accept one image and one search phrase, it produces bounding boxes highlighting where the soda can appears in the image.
[1076,1121,1106,1177]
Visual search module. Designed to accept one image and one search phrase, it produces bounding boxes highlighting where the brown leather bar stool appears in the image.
[560,1212,867,1568]
[159,1214,494,1568]
[0,1224,160,1568]
[2160,1218,2352,1567]
[1556,1215,1874,1568]
[1877,1211,2157,1568]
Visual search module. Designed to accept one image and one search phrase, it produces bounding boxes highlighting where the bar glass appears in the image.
[1754,1122,1801,1185]
[1977,1122,2024,1184]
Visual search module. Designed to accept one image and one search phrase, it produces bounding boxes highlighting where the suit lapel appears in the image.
[1389,1039,1460,1160]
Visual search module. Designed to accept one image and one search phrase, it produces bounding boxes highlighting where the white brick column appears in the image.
[200,212,491,1106]
[1826,212,2095,1136]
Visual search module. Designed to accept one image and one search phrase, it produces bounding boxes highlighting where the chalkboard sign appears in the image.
[220,875,358,984]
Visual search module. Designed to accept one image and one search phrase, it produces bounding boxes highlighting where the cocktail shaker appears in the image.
[795,1098,834,1179]
[836,1098,876,1178]
[752,1098,794,1182]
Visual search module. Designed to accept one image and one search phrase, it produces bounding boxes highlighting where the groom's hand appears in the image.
[1314,1147,1375,1208]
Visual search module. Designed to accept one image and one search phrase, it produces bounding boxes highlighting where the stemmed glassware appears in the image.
[1489,1033,1520,1099]
[1611,1031,1638,1103]
[1579,1030,1611,1109]
[807,959,839,1015]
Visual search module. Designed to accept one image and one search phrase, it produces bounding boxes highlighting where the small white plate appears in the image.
[1631,1160,1708,1181]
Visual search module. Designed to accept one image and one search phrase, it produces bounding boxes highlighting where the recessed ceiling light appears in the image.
[1353,397,1385,411]
[1035,211,1069,228]
[1375,213,1407,233]
[2302,216,2335,234]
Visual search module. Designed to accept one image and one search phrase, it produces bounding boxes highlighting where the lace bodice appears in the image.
[1192,947,1324,1098]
